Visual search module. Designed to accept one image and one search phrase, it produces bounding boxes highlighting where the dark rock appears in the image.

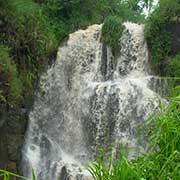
[0,105,28,173]
[0,104,7,128]
[166,21,180,56]
[0,124,8,169]
[101,44,108,80]
[59,166,70,180]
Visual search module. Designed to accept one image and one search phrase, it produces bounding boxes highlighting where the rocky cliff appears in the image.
[0,105,27,174]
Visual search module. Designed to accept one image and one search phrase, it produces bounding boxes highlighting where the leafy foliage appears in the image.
[40,0,145,36]
[0,0,147,106]
[101,0,147,52]
[88,155,141,180]
[159,0,180,21]
[101,16,124,50]
[0,0,58,105]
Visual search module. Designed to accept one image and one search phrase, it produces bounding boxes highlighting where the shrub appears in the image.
[0,0,59,104]
[1,0,58,65]
[101,16,124,51]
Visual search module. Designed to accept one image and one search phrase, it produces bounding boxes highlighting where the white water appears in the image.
[22,23,167,180]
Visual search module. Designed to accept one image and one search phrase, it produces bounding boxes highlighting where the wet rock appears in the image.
[59,166,70,180]
[0,106,28,172]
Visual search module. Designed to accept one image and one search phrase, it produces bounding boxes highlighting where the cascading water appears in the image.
[22,23,167,180]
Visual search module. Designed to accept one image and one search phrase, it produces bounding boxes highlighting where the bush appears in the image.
[0,0,147,108]
[101,16,124,51]
[1,0,58,66]
[0,0,59,104]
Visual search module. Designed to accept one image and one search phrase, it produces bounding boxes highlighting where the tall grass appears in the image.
[0,169,35,180]
[88,86,180,180]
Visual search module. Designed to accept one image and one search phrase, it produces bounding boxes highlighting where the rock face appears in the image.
[157,21,180,76]
[59,166,93,180]
[0,105,28,173]
[0,105,8,169]
[166,22,180,56]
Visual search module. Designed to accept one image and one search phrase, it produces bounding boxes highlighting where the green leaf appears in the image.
[31,168,36,180]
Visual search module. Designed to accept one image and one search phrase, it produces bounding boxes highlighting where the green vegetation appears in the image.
[101,0,148,50]
[88,86,180,180]
[88,155,139,180]
[167,54,180,78]
[0,0,147,107]
[101,16,124,50]
[0,169,36,180]
[0,0,58,106]
[159,0,180,20]
[145,0,180,78]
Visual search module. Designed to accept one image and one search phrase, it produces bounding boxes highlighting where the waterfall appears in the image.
[22,23,167,180]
